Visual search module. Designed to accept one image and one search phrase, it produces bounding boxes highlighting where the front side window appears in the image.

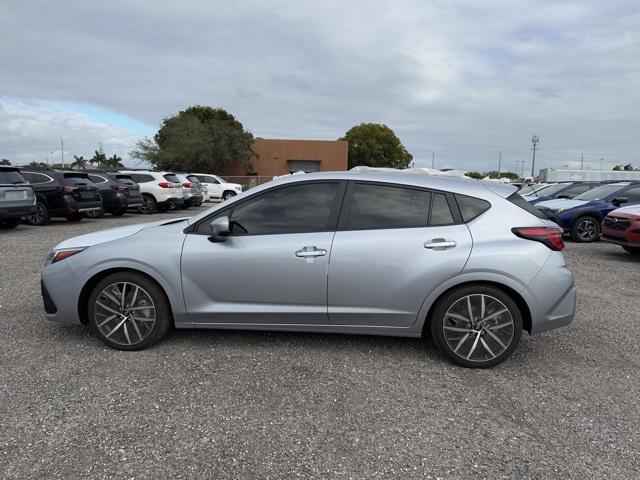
[559,184,590,197]
[574,184,627,201]
[229,182,339,235]
[129,174,154,183]
[620,186,640,203]
[346,184,431,230]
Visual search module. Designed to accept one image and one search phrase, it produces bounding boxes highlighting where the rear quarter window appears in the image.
[455,194,491,222]
[22,172,54,184]
[507,193,547,219]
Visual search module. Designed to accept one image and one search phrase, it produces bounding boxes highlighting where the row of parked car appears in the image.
[518,180,640,253]
[0,166,243,228]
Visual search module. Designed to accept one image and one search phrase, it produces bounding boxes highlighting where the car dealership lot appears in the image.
[1,210,639,479]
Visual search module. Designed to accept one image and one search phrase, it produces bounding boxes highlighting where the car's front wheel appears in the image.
[87,272,173,350]
[25,201,50,226]
[430,285,523,368]
[222,191,236,201]
[571,215,600,242]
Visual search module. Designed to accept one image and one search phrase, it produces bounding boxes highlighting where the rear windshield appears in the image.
[116,175,137,186]
[573,184,627,201]
[63,173,94,186]
[507,193,547,219]
[0,170,27,184]
[163,174,180,183]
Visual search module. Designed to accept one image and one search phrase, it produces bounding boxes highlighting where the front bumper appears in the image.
[602,233,640,248]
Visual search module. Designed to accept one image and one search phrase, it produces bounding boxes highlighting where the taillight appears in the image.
[182,182,192,188]
[512,227,565,251]
[158,181,174,188]
[63,186,77,193]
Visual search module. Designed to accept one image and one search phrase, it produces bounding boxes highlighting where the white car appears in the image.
[190,173,243,202]
[119,170,185,214]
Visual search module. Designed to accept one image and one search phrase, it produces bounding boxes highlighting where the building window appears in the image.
[288,160,320,173]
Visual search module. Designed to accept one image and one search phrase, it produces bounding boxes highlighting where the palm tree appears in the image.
[71,155,88,170]
[106,154,124,169]
[90,150,107,168]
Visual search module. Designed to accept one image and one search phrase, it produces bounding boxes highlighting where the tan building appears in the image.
[226,138,348,177]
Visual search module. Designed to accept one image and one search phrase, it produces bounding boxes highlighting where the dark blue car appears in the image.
[527,182,602,205]
[536,182,640,242]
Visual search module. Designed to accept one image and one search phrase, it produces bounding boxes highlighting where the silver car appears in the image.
[41,171,576,367]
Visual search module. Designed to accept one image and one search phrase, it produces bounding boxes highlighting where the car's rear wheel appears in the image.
[571,215,600,242]
[86,209,104,219]
[222,191,236,201]
[138,195,157,214]
[622,245,640,254]
[0,218,20,229]
[25,201,50,226]
[87,272,172,350]
[430,285,523,368]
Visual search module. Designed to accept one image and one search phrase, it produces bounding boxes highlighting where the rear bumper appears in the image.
[158,197,184,207]
[0,204,37,219]
[125,194,143,208]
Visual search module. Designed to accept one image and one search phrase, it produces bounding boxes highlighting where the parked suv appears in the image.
[21,169,102,225]
[119,170,184,214]
[190,173,242,202]
[527,182,602,205]
[175,173,204,208]
[85,171,143,217]
[536,182,640,242]
[0,166,36,229]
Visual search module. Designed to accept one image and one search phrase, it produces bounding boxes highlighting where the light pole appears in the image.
[600,158,604,170]
[530,135,539,177]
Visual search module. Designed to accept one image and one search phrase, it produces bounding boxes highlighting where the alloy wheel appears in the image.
[139,197,154,214]
[93,282,156,346]
[222,192,235,201]
[442,294,515,363]
[29,204,46,224]
[576,219,598,241]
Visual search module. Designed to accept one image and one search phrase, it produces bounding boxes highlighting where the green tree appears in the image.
[28,161,48,168]
[340,123,412,170]
[131,105,255,173]
[466,171,484,179]
[90,150,107,168]
[0,159,10,165]
[71,155,88,170]
[485,170,520,180]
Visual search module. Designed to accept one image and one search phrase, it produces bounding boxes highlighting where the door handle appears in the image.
[295,246,327,258]
[424,238,456,250]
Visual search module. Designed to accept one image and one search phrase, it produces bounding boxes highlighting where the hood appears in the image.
[608,204,640,216]
[53,217,189,250]
[536,198,589,210]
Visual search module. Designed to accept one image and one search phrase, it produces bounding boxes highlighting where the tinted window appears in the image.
[63,173,93,186]
[574,184,628,201]
[22,172,53,184]
[116,175,136,186]
[88,174,108,184]
[346,184,431,230]
[163,174,180,183]
[128,174,155,183]
[0,170,26,184]
[229,182,339,235]
[197,175,219,184]
[560,184,591,197]
[430,193,454,225]
[620,186,640,203]
[187,175,201,184]
[455,194,491,222]
[507,193,547,219]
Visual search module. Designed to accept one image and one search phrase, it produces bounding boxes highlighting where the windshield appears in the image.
[574,184,626,201]
[534,183,570,197]
[0,170,27,184]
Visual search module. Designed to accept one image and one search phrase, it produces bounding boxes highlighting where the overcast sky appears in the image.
[1,0,639,173]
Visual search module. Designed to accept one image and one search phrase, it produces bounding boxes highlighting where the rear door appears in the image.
[328,182,473,327]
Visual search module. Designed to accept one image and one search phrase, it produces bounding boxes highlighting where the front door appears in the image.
[181,181,345,325]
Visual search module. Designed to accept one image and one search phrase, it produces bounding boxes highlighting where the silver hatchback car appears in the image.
[41,171,576,367]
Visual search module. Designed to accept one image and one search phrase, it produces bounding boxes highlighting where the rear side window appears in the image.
[455,194,491,222]
[163,174,180,183]
[0,170,26,184]
[346,184,431,230]
[430,193,454,226]
[22,172,53,184]
[507,193,547,219]
[621,186,640,203]
[128,174,155,183]
[198,175,219,184]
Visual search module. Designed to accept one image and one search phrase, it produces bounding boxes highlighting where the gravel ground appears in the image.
[1,208,639,479]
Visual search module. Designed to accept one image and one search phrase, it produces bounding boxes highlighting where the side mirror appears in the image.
[612,197,628,206]
[208,216,230,242]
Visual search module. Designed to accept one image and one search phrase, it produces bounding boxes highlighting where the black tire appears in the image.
[66,213,83,222]
[138,195,157,214]
[25,201,50,226]
[622,245,640,254]
[222,191,236,201]
[430,284,523,368]
[571,215,600,242]
[0,218,20,229]
[87,271,173,351]
[86,209,104,219]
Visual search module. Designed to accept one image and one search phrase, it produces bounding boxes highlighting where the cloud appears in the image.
[1,0,639,172]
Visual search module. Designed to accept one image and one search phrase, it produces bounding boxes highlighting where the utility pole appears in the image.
[600,158,604,170]
[498,151,502,176]
[580,154,584,170]
[516,160,525,177]
[530,135,539,177]
[431,151,435,169]
[60,138,64,169]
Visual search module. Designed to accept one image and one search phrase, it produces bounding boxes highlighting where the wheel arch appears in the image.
[77,267,174,325]
[421,280,532,336]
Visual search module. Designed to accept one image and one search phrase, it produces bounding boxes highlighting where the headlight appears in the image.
[550,208,566,213]
[234,185,242,191]
[44,247,86,266]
